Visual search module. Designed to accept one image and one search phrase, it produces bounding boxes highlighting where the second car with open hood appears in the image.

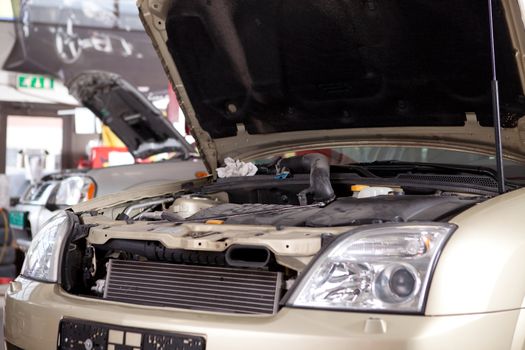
[5,1,525,349]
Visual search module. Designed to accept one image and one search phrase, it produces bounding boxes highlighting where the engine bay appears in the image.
[64,154,496,314]
[171,194,481,227]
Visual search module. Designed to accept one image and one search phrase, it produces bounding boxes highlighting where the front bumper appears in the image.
[4,277,522,350]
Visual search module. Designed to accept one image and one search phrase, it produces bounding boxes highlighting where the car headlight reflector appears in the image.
[287,224,456,313]
[21,211,73,282]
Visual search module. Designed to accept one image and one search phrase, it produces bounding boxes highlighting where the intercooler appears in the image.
[104,259,282,314]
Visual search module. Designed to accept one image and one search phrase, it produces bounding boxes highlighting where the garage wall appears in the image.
[0,102,79,173]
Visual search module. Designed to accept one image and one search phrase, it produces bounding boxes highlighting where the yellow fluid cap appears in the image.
[206,220,224,225]
[351,185,370,192]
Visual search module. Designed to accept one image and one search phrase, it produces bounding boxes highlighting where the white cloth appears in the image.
[217,157,258,178]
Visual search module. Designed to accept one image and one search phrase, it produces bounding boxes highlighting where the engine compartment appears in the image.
[182,195,481,226]
[63,154,495,314]
[63,219,340,314]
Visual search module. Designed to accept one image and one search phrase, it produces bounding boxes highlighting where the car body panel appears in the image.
[210,122,525,166]
[138,0,525,173]
[4,277,524,350]
[427,187,525,315]
[84,159,204,196]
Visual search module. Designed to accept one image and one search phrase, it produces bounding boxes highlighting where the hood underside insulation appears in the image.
[165,0,525,139]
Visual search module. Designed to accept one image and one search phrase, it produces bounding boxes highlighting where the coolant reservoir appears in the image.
[170,196,220,218]
[352,185,398,199]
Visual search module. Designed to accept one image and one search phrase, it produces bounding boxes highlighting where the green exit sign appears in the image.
[17,74,55,90]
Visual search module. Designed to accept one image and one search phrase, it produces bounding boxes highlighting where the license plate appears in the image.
[58,319,206,350]
[9,210,27,230]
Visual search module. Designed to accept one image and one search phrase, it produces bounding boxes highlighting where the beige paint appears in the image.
[138,0,218,172]
[85,220,351,262]
[4,277,525,350]
[213,124,525,165]
[138,0,525,173]
[427,187,525,315]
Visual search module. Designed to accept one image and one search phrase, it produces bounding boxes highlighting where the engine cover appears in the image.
[189,195,483,226]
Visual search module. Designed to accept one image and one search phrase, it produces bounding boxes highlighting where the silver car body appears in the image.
[13,159,204,239]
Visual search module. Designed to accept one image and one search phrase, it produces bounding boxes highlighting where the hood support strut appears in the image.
[489,0,506,193]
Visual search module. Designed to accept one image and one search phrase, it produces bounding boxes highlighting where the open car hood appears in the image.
[68,71,195,160]
[138,0,525,172]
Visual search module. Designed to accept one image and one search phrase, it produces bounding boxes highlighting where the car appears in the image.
[9,71,205,248]
[11,160,204,247]
[6,0,525,349]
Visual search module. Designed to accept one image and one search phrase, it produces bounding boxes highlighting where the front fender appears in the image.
[426,187,525,315]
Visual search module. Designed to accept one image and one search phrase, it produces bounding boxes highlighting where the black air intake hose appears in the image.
[278,153,336,204]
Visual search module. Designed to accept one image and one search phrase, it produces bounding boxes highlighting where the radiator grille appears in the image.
[104,259,282,314]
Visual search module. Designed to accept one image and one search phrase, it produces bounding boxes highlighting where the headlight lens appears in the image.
[21,211,72,282]
[287,224,455,313]
[54,176,96,206]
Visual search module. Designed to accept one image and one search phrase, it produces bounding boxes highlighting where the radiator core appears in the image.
[104,259,282,314]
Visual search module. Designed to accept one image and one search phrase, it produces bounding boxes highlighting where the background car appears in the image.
[10,71,206,248]
[10,159,204,246]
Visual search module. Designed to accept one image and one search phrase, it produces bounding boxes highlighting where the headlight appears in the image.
[54,176,96,206]
[21,211,73,282]
[287,224,456,313]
